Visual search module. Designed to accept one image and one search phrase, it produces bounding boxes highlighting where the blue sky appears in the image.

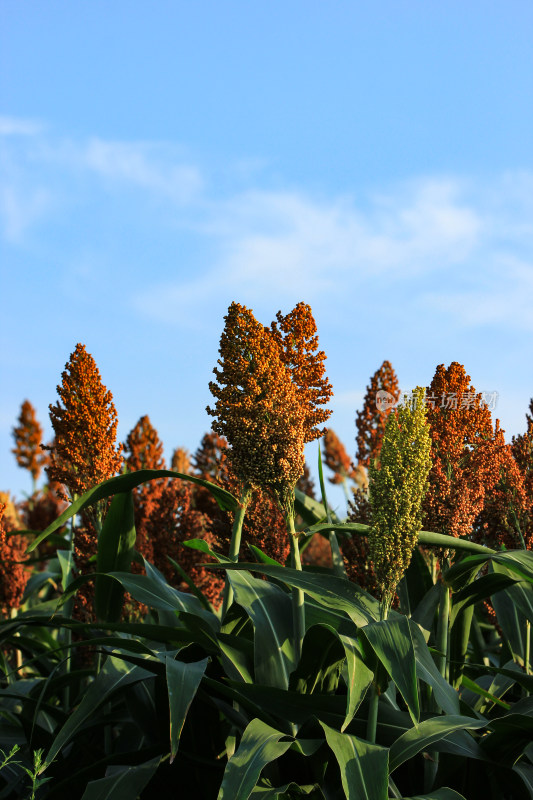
[1,1,532,511]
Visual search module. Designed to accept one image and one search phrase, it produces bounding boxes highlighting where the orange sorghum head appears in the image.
[271,302,333,444]
[423,362,506,540]
[171,447,191,475]
[46,344,123,509]
[123,415,165,473]
[356,360,400,468]
[12,400,48,484]
[323,428,355,485]
[207,302,307,506]
[0,500,29,617]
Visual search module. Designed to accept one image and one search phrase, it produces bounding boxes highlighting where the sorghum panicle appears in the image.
[12,400,48,484]
[323,428,356,485]
[368,387,432,609]
[45,344,123,510]
[207,302,306,507]
[423,362,507,540]
[356,360,400,468]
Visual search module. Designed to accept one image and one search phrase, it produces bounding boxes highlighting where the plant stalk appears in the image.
[221,484,251,618]
[436,579,450,681]
[288,511,305,663]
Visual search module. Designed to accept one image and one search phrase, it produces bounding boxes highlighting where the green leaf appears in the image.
[409,621,460,715]
[450,573,519,625]
[338,631,373,731]
[360,617,420,723]
[107,568,216,627]
[228,571,295,690]
[320,721,389,800]
[389,715,487,773]
[80,756,161,799]
[45,655,155,767]
[27,469,238,552]
[95,491,137,623]
[481,707,533,764]
[56,548,75,592]
[166,656,209,762]
[218,633,254,683]
[401,790,467,800]
[212,562,380,628]
[217,718,293,800]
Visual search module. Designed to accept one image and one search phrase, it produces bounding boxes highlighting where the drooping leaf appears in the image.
[409,621,460,715]
[360,616,420,723]
[27,469,238,551]
[320,721,389,800]
[211,562,380,628]
[228,570,295,690]
[388,715,487,773]
[80,756,161,799]
[166,656,209,762]
[45,655,156,767]
[217,718,293,800]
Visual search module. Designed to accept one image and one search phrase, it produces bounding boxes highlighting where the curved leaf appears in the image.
[217,718,293,800]
[212,562,380,628]
[389,715,487,773]
[166,656,209,762]
[27,469,238,552]
[361,616,419,723]
[228,571,294,690]
[320,721,389,800]
[45,655,155,767]
[80,756,160,799]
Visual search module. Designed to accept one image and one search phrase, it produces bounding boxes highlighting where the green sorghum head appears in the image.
[368,386,432,612]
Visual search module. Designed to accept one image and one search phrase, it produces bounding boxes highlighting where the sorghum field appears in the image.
[1,302,532,799]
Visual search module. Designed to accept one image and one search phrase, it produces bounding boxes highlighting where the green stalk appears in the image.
[287,510,305,662]
[366,685,379,744]
[526,620,531,696]
[367,603,387,744]
[221,484,251,618]
[436,579,450,681]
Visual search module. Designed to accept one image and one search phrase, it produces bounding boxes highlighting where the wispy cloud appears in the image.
[0,116,44,136]
[1,117,531,334]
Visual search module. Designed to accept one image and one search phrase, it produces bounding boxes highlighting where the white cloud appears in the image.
[133,178,487,322]
[424,255,533,331]
[80,138,204,202]
[0,116,43,136]
[0,184,52,242]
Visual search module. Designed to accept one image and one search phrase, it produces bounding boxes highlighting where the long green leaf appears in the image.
[305,524,495,555]
[217,718,293,800]
[95,491,137,623]
[27,469,238,551]
[80,756,160,799]
[45,655,155,767]
[409,620,460,715]
[337,632,373,731]
[389,715,487,773]
[228,571,294,690]
[166,656,209,762]
[361,617,420,723]
[320,721,389,800]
